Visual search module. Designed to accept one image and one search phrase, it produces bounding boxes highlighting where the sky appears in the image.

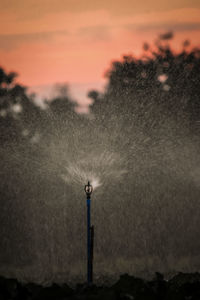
[0,0,200,111]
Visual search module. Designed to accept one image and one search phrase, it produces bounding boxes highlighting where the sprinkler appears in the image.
[84,181,94,285]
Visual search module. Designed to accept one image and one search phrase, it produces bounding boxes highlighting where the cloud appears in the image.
[1,0,200,20]
[0,24,112,51]
[0,30,68,50]
[159,31,174,40]
[126,22,200,32]
[78,25,112,41]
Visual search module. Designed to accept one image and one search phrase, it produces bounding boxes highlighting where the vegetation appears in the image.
[0,37,199,282]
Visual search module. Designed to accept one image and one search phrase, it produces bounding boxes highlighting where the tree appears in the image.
[90,39,200,137]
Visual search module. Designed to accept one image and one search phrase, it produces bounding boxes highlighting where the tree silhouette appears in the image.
[0,36,200,281]
[90,39,200,137]
[0,67,44,145]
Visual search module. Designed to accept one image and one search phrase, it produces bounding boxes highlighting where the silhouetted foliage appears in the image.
[90,41,200,136]
[0,273,200,299]
[0,37,200,283]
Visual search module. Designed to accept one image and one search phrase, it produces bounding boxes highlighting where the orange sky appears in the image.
[0,0,200,110]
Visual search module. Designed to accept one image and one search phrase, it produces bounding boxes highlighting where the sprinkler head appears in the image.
[84,181,93,199]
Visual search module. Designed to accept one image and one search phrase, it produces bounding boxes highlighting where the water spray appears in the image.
[84,181,94,285]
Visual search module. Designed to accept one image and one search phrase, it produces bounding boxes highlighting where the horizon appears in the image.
[0,1,200,111]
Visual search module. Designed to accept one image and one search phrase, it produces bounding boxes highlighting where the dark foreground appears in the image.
[0,273,200,300]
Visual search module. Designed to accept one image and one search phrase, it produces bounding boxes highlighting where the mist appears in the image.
[0,38,200,285]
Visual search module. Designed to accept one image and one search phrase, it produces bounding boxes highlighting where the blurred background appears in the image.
[0,0,200,284]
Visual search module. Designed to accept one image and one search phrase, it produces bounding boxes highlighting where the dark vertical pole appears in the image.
[87,197,91,284]
[90,225,94,283]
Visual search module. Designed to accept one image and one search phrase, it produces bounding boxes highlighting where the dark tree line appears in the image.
[0,37,200,280]
[1,39,199,148]
[89,41,200,135]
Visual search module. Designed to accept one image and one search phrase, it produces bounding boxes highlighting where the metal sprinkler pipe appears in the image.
[84,181,94,285]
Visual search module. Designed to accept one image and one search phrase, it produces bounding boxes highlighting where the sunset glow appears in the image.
[0,1,200,106]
